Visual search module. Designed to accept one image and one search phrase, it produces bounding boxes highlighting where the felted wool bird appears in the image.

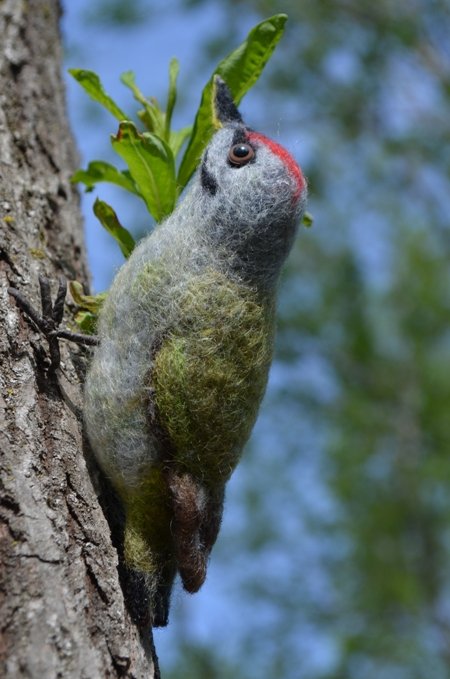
[84,76,307,627]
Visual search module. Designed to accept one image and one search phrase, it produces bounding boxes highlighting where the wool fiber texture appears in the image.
[84,109,307,626]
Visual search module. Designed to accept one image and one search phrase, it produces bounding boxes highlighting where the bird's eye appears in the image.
[228,143,255,167]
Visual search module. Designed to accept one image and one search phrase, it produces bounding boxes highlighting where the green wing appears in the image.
[150,268,275,483]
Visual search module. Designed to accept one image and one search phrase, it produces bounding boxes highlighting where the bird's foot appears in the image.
[8,275,98,372]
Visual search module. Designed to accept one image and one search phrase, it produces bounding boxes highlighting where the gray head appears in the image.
[194,76,307,288]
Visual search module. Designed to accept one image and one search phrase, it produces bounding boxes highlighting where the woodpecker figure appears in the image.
[83,77,307,626]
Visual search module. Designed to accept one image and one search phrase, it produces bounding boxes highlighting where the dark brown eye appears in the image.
[228,143,255,166]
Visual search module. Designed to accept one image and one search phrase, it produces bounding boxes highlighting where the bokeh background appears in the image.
[62,1,450,677]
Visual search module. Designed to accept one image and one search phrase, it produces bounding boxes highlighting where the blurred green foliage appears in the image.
[82,0,152,26]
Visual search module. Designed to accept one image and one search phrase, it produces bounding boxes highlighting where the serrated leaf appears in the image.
[302,211,314,228]
[71,161,139,195]
[93,198,136,258]
[177,14,287,188]
[111,121,176,221]
[69,68,128,121]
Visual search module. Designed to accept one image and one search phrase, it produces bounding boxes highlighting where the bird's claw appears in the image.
[8,275,98,372]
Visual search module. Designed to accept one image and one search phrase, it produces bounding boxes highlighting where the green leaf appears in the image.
[302,211,314,228]
[120,70,147,104]
[165,58,179,137]
[69,68,128,121]
[74,311,98,334]
[121,70,166,137]
[137,107,166,136]
[93,198,136,258]
[177,14,287,188]
[111,121,176,221]
[71,161,139,195]
[69,280,107,313]
[69,281,106,333]
[169,125,193,159]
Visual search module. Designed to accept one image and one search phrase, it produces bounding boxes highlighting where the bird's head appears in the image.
[194,76,307,288]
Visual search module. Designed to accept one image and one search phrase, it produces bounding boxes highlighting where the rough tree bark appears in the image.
[0,2,158,677]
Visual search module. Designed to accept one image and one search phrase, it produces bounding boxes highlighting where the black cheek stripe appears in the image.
[201,158,218,195]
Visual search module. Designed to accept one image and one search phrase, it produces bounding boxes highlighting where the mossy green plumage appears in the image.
[152,269,274,483]
[121,468,173,573]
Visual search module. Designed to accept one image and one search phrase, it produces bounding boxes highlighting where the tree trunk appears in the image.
[0,1,157,676]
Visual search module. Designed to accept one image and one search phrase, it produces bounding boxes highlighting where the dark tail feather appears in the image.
[167,471,225,593]
[122,566,176,628]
